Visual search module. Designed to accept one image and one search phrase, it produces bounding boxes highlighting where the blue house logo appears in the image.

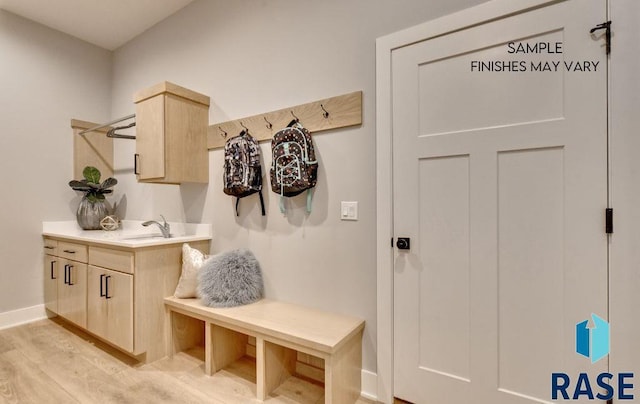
[576,313,610,363]
[552,314,633,400]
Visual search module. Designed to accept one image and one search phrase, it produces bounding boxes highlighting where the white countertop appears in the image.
[43,220,212,248]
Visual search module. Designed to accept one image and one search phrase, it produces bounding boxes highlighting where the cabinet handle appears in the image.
[100,274,106,297]
[63,264,69,285]
[105,275,112,299]
[134,153,140,175]
[50,261,56,280]
[63,249,76,254]
[68,265,74,286]
[44,246,54,250]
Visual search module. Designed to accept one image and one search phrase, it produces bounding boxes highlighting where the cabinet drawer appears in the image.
[43,238,58,255]
[58,241,88,263]
[89,246,134,274]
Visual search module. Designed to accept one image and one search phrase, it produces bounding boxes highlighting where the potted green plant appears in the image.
[69,166,118,230]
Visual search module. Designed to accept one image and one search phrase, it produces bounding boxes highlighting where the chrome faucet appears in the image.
[142,215,171,238]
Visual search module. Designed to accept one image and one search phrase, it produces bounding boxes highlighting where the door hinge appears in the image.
[606,208,613,234]
[590,21,612,55]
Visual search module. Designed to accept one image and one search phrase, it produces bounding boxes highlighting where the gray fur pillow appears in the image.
[197,249,264,307]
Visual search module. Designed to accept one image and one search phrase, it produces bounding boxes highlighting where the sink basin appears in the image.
[118,234,169,240]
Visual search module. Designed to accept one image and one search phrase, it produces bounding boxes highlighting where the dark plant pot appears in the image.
[76,197,108,230]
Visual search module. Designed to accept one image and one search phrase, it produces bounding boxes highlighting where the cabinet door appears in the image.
[162,94,209,183]
[133,82,210,184]
[87,266,134,352]
[44,255,58,314]
[135,95,166,180]
[87,266,109,341]
[57,259,87,328]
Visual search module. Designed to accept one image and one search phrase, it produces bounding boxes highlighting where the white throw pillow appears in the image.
[174,243,208,298]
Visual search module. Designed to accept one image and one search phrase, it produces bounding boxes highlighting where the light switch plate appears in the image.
[341,201,358,221]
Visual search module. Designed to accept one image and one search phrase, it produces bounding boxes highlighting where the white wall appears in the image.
[110,0,487,375]
[2,0,638,400]
[0,11,111,314]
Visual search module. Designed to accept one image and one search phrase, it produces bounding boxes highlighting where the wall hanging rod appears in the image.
[78,113,136,135]
[107,121,136,139]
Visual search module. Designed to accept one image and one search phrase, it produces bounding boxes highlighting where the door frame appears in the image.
[375,1,563,401]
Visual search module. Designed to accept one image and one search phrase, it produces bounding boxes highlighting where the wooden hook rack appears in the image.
[207,91,362,150]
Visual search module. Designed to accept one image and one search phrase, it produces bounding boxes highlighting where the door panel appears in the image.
[392,1,608,402]
[87,266,109,342]
[44,255,58,314]
[418,155,470,381]
[104,269,134,352]
[497,147,565,398]
[88,265,134,352]
[135,95,165,180]
[57,259,87,328]
[418,29,565,136]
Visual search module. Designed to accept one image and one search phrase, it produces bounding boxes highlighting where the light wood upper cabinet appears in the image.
[133,81,210,184]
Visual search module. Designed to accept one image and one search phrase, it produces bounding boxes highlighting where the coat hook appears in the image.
[264,116,273,129]
[240,121,249,133]
[219,126,227,139]
[290,110,299,122]
[320,104,330,119]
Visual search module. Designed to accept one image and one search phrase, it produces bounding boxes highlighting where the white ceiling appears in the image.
[0,0,196,50]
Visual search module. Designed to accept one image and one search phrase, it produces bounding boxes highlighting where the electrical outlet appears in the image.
[341,201,358,221]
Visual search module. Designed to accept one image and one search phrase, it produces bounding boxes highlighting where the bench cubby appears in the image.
[164,297,365,403]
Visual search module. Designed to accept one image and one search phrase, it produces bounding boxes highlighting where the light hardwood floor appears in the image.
[0,318,375,404]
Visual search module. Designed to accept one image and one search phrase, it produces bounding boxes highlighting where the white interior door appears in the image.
[392,1,608,403]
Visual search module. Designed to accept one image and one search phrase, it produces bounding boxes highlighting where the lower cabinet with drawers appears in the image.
[44,239,88,328]
[43,236,210,363]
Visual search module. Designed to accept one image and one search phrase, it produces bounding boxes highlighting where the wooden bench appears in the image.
[164,296,365,403]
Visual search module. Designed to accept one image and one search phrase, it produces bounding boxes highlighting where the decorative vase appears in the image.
[76,197,108,230]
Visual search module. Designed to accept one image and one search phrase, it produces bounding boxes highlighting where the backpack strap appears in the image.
[306,189,313,214]
[278,191,311,214]
[258,190,266,216]
[236,194,266,216]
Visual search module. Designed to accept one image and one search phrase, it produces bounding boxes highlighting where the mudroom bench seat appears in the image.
[164,296,365,403]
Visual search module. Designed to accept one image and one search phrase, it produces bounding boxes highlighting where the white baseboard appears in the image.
[361,369,378,401]
[0,304,48,331]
